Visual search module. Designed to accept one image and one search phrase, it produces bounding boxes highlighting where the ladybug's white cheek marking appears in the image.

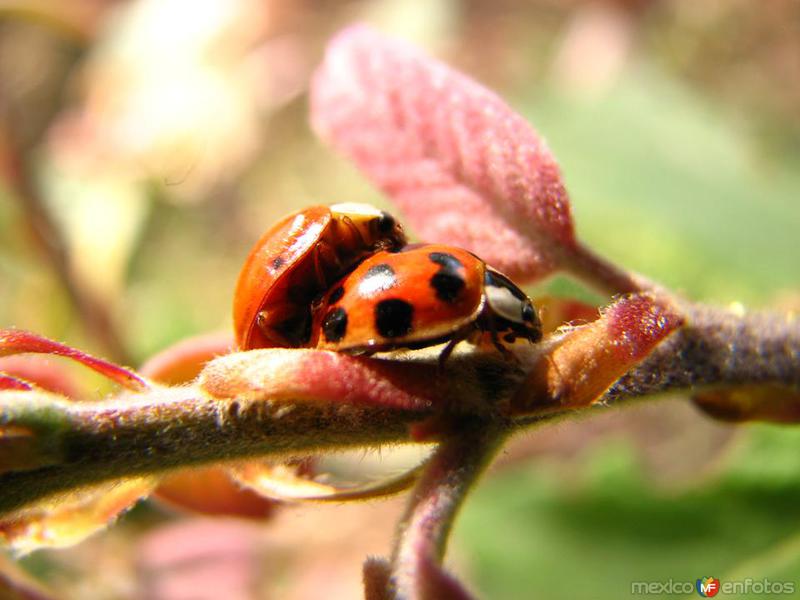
[485,285,526,324]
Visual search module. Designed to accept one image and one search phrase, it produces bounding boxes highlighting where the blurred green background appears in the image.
[1,0,799,598]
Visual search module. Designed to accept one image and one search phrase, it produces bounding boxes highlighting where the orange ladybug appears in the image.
[234,203,406,349]
[312,244,542,363]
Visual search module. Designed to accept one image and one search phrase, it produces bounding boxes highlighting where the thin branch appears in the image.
[0,18,130,364]
[511,301,800,429]
[0,388,427,517]
[2,301,798,518]
[387,419,508,599]
[3,126,132,365]
[605,302,800,402]
[560,240,652,296]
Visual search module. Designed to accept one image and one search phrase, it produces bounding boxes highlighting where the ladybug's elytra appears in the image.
[233,203,406,349]
[312,244,542,363]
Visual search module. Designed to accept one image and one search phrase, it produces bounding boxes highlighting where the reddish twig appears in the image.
[606,302,800,401]
[559,240,652,296]
[387,419,508,599]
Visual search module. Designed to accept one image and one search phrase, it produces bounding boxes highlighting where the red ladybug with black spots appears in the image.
[312,244,542,364]
[233,203,406,349]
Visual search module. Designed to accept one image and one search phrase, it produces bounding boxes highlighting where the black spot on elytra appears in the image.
[429,252,463,272]
[322,307,348,342]
[328,285,345,304]
[428,252,465,303]
[430,272,465,302]
[271,256,286,270]
[374,299,414,338]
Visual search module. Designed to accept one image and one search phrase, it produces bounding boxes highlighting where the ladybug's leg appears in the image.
[436,327,474,372]
[489,330,515,361]
[482,311,516,362]
[311,241,342,290]
[256,303,304,347]
[437,339,459,372]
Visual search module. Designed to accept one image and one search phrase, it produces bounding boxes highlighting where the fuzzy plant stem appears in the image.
[0,389,426,516]
[606,302,800,401]
[388,418,508,599]
[2,302,798,518]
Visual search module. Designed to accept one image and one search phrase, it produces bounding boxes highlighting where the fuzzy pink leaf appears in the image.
[0,375,33,392]
[0,329,148,392]
[139,330,233,385]
[311,25,575,282]
[1,476,156,555]
[0,356,82,397]
[512,293,685,415]
[198,349,437,411]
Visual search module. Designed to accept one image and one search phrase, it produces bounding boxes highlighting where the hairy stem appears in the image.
[2,301,798,518]
[0,389,426,516]
[388,419,507,599]
[606,302,800,401]
[561,241,652,296]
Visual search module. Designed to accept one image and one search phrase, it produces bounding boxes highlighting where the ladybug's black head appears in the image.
[374,211,406,251]
[483,268,542,343]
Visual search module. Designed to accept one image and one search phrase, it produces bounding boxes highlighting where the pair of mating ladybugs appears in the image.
[233,203,542,364]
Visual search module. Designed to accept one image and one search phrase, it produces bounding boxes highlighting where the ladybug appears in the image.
[312,244,542,363]
[234,203,406,349]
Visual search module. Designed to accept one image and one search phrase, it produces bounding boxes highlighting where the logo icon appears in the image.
[696,577,720,597]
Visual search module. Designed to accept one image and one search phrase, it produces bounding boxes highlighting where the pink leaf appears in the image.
[0,356,81,397]
[311,25,575,282]
[512,293,684,414]
[139,331,233,385]
[0,329,148,392]
[136,519,263,600]
[0,374,33,392]
[1,476,156,555]
[198,349,436,411]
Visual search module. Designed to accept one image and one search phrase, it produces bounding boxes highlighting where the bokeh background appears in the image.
[1,0,799,598]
